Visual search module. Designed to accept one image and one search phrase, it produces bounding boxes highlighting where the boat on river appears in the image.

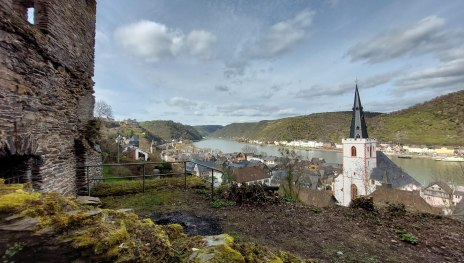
[397,155,412,159]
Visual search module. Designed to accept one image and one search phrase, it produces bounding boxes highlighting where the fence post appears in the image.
[86,166,90,196]
[142,163,146,193]
[211,168,214,201]
[184,162,187,190]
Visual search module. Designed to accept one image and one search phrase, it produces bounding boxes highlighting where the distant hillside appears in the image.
[139,120,203,142]
[194,125,224,137]
[212,90,464,146]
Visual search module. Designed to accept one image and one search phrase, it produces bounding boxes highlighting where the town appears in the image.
[109,87,464,216]
[1,0,464,261]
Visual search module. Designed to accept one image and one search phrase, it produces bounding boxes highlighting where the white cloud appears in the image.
[241,10,315,59]
[115,20,183,61]
[166,97,198,110]
[295,72,399,98]
[186,30,218,61]
[217,103,298,118]
[348,16,447,63]
[396,59,464,91]
[114,20,217,62]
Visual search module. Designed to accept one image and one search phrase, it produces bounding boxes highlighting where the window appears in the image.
[27,7,35,24]
[370,146,373,157]
[351,146,357,157]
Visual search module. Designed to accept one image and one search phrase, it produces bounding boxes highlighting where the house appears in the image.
[128,135,140,148]
[270,169,287,186]
[126,148,149,161]
[233,152,247,163]
[263,156,277,166]
[421,182,454,208]
[231,166,271,186]
[308,157,326,170]
[434,147,455,156]
[299,171,322,190]
[191,159,223,186]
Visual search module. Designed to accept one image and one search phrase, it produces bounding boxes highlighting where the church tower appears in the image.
[333,84,377,206]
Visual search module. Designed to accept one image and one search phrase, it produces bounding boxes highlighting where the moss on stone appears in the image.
[210,244,245,263]
[0,189,40,213]
[0,179,313,262]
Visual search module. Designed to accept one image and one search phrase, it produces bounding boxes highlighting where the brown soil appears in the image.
[133,189,464,263]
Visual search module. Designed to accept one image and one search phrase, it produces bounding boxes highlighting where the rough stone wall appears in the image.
[0,0,101,195]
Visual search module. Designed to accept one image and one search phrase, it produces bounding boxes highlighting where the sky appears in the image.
[94,0,464,126]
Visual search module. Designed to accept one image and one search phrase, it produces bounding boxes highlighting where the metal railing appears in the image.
[3,175,23,184]
[78,160,223,201]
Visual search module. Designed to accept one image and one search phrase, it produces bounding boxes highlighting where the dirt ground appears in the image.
[101,188,464,263]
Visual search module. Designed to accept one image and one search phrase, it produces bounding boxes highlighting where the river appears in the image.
[194,138,462,186]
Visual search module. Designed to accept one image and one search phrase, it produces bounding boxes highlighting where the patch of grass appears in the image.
[282,195,298,203]
[91,176,207,197]
[211,199,235,208]
[195,188,210,197]
[311,207,322,214]
[101,188,188,213]
[2,242,24,263]
[396,228,418,245]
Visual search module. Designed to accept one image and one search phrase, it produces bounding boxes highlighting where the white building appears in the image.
[333,85,377,206]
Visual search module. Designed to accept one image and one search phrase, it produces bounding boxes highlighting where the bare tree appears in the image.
[279,148,305,200]
[94,100,113,119]
[241,145,258,155]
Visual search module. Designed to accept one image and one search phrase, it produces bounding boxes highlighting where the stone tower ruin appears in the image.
[0,0,102,195]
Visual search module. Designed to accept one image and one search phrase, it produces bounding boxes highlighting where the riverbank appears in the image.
[194,138,462,186]
[218,137,464,161]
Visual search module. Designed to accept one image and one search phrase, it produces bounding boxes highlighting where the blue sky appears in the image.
[94,0,464,125]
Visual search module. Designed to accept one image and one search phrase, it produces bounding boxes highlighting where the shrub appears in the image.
[211,199,235,208]
[350,197,375,212]
[221,184,280,205]
[397,228,418,245]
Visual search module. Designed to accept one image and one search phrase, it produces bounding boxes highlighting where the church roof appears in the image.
[370,151,421,189]
[349,84,369,139]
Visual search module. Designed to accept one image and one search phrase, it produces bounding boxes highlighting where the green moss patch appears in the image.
[0,179,312,262]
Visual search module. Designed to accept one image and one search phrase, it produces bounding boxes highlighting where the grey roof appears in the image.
[192,159,218,174]
[370,151,421,189]
[228,161,249,169]
[349,84,369,139]
[129,135,139,142]
[424,181,453,195]
[299,174,321,190]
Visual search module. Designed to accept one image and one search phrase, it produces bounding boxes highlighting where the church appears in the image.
[332,85,421,206]
[332,84,378,206]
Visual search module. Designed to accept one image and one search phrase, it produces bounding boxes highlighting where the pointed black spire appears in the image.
[349,84,369,139]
